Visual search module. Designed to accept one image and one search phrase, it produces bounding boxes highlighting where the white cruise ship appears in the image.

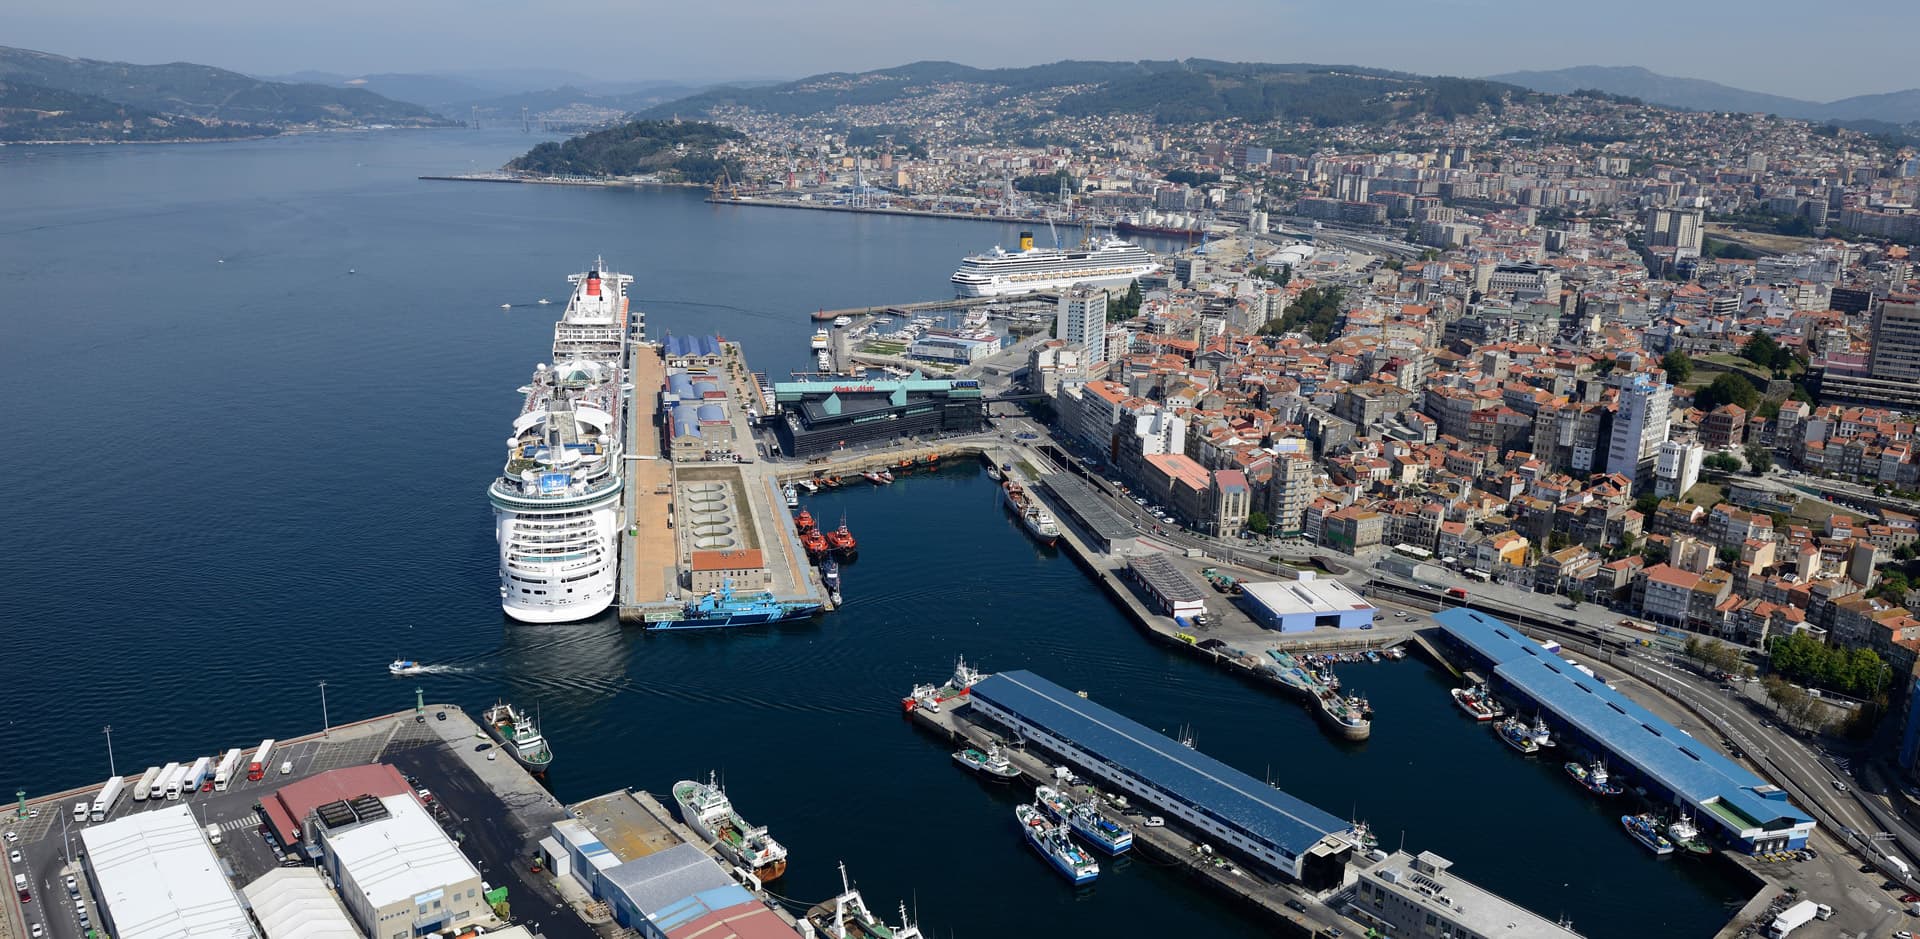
[950,231,1159,297]
[491,263,634,623]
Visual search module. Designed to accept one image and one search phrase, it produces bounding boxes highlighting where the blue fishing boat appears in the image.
[1068,804,1133,855]
[1622,814,1675,856]
[1034,784,1075,822]
[1015,803,1099,885]
[651,581,823,630]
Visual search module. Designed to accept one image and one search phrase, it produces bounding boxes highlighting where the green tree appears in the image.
[1246,511,1271,535]
[1662,349,1693,384]
[1744,444,1773,475]
[1694,373,1760,413]
[1634,493,1662,516]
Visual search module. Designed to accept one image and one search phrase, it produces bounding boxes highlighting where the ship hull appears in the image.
[483,712,553,772]
[651,606,822,630]
[954,270,1149,298]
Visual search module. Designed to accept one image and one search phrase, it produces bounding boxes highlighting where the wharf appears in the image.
[618,338,827,624]
[710,195,1048,228]
[1011,458,1387,742]
[903,695,1335,938]
[809,293,1015,322]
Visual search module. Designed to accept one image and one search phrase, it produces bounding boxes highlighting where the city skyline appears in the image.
[3,0,1916,103]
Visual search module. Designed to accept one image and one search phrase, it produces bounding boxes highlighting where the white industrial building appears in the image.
[242,868,360,939]
[79,803,257,939]
[1238,572,1378,632]
[1348,851,1582,939]
[320,795,487,938]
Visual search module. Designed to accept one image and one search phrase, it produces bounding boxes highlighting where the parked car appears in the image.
[474,743,493,752]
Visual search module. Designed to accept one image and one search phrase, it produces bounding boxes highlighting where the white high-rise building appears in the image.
[1607,372,1672,483]
[1654,439,1704,499]
[1057,286,1109,372]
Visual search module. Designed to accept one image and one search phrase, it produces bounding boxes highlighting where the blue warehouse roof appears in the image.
[1434,608,1813,833]
[971,670,1346,855]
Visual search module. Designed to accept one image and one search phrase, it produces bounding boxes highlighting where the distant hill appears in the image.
[0,45,453,126]
[252,69,774,120]
[643,59,1519,126]
[1486,65,1920,126]
[0,79,272,142]
[505,119,743,182]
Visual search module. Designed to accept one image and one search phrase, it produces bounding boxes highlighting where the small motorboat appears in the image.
[389,659,425,676]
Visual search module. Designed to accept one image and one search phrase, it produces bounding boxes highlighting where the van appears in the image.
[279,760,293,776]
[205,823,222,845]
[73,801,88,822]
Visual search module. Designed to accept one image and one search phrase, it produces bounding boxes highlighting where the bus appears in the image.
[247,739,275,782]
[1393,543,1434,560]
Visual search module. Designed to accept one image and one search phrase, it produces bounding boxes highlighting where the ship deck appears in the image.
[624,344,677,606]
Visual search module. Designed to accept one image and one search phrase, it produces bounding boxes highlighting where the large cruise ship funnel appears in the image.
[1018,231,1034,251]
[586,271,601,296]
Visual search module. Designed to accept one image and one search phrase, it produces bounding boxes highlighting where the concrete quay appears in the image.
[902,695,1345,939]
[709,194,1050,229]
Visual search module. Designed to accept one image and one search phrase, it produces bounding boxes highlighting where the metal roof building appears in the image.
[599,843,798,939]
[1238,573,1377,632]
[968,670,1353,888]
[240,868,358,939]
[79,804,256,939]
[321,795,487,936]
[1434,608,1815,852]
[1124,554,1208,619]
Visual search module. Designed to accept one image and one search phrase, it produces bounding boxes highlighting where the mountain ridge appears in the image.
[1485,65,1920,125]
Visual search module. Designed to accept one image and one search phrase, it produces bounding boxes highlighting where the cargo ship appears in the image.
[902,656,984,712]
[482,701,554,772]
[672,773,789,882]
[1015,803,1100,885]
[807,863,924,939]
[1000,480,1061,546]
[652,582,823,630]
[1622,813,1675,856]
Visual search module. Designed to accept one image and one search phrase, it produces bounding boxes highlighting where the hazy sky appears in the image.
[3,0,1913,101]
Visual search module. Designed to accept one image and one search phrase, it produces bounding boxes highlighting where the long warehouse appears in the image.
[968,670,1354,889]
[1433,608,1815,853]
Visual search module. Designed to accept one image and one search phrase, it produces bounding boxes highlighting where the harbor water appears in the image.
[0,131,1745,936]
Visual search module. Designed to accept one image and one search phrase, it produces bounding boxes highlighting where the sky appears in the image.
[2,0,1914,102]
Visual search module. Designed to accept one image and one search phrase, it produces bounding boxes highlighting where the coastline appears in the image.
[1,124,453,147]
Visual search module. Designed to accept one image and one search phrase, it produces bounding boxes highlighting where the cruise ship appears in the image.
[950,231,1158,297]
[491,263,634,623]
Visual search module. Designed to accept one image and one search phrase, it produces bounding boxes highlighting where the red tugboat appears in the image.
[825,517,857,560]
[794,509,816,533]
[801,528,830,559]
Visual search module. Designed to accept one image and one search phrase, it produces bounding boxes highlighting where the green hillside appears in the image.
[506,119,744,181]
[0,80,271,142]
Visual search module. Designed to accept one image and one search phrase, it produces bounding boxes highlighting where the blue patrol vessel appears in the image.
[651,581,823,630]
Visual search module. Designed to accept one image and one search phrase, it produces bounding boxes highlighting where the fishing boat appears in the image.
[952,741,1019,782]
[1666,814,1713,856]
[1530,714,1555,748]
[820,556,843,605]
[806,863,924,939]
[1347,819,1379,852]
[1034,784,1075,822]
[1068,804,1134,855]
[388,659,425,676]
[1000,479,1061,547]
[825,518,858,560]
[1015,803,1099,885]
[1497,716,1540,755]
[901,656,985,712]
[986,465,1003,481]
[1564,760,1623,796]
[482,701,554,771]
[672,772,789,882]
[1621,814,1675,856]
[1451,683,1502,721]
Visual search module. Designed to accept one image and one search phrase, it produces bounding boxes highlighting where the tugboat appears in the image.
[482,701,554,772]
[795,509,817,533]
[672,772,789,882]
[1622,814,1675,856]
[820,556,843,605]
[807,863,924,939]
[952,741,1020,782]
[1497,715,1540,755]
[1015,803,1100,885]
[826,518,858,560]
[1068,803,1134,855]
[1451,683,1503,721]
[1565,760,1623,796]
[1666,814,1714,856]
[801,528,830,559]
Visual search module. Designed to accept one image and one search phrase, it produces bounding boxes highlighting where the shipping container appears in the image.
[213,748,243,791]
[90,776,125,822]
[132,766,162,803]
[247,739,275,782]
[152,762,181,800]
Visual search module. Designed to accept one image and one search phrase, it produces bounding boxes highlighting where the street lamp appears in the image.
[318,681,331,738]
[103,724,116,778]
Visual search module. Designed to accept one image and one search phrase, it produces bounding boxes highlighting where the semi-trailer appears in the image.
[132,766,162,803]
